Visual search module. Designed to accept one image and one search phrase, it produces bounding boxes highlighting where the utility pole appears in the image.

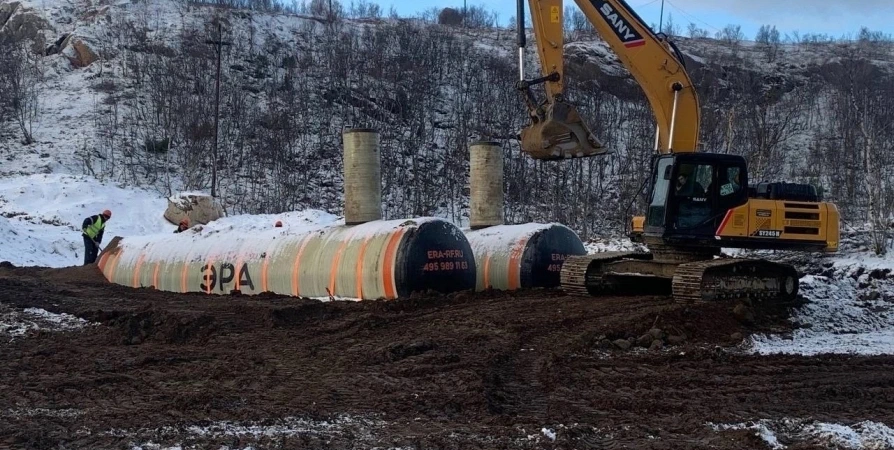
[205,22,231,198]
[658,0,665,33]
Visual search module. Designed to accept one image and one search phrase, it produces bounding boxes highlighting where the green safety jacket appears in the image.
[82,214,107,242]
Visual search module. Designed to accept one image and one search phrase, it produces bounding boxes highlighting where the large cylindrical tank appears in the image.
[465,223,586,291]
[469,140,504,229]
[343,128,382,225]
[97,218,476,300]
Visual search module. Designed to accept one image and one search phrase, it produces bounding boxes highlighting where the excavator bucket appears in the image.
[519,101,610,160]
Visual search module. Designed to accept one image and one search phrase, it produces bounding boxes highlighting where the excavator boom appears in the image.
[519,0,701,156]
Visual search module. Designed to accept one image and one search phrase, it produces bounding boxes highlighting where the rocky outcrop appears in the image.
[164,193,225,226]
[0,2,51,54]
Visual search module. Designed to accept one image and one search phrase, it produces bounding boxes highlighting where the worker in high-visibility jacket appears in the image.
[82,209,111,265]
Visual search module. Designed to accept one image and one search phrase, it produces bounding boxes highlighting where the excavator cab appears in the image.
[519,99,609,160]
[644,153,749,246]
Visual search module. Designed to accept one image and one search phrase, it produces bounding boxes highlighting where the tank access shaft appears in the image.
[516,74,610,161]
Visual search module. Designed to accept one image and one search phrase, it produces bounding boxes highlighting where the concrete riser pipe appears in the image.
[465,223,587,291]
[469,141,504,229]
[98,218,476,300]
[343,128,382,225]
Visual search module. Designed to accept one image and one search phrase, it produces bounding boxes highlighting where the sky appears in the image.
[381,0,894,41]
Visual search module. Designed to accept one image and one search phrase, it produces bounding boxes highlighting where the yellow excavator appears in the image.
[516,0,840,301]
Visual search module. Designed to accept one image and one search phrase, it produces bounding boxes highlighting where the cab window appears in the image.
[720,166,742,197]
[674,163,712,197]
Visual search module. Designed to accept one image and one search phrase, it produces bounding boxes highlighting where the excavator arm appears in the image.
[518,0,701,158]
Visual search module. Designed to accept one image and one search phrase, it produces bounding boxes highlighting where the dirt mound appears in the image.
[1,264,893,449]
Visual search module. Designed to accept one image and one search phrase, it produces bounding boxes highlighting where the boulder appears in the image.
[60,35,99,68]
[164,193,225,226]
[0,2,51,54]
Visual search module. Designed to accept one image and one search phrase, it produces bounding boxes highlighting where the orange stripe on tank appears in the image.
[261,242,275,293]
[106,251,123,285]
[329,228,360,297]
[98,250,112,273]
[355,235,374,299]
[483,254,492,290]
[180,250,192,294]
[507,236,530,290]
[132,253,146,288]
[291,234,313,297]
[153,262,160,290]
[382,228,407,300]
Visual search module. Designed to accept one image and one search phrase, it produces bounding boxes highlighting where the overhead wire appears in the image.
[663,0,722,33]
[633,0,662,8]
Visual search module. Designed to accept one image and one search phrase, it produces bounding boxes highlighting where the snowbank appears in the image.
[0,174,173,266]
[747,250,894,356]
[0,174,340,268]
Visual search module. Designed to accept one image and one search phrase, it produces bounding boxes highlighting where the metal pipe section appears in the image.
[469,140,504,230]
[465,223,586,291]
[98,218,477,300]
[343,128,382,225]
[667,83,683,152]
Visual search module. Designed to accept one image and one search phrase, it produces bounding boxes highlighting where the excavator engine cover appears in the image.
[520,101,609,160]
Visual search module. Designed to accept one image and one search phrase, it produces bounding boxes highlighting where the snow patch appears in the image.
[746,253,894,356]
[108,414,388,448]
[584,237,647,254]
[3,407,85,419]
[0,305,92,339]
[709,418,894,449]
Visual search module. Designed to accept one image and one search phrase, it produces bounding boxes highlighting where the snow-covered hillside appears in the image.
[3,0,894,236]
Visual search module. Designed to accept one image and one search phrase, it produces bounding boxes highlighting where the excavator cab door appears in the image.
[645,154,748,242]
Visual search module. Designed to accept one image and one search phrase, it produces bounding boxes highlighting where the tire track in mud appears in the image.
[2,264,894,449]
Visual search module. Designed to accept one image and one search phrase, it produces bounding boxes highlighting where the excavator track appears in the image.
[560,252,652,296]
[672,258,800,303]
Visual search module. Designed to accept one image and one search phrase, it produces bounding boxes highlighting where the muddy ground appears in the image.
[1,263,893,449]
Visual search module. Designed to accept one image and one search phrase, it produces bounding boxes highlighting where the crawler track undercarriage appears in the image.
[559,244,800,303]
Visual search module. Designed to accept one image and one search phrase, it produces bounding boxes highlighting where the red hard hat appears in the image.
[275,220,283,227]
[102,209,112,218]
